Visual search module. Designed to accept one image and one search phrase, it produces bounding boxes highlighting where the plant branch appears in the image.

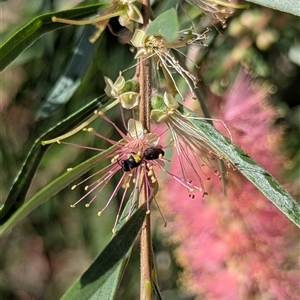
[138,1,153,299]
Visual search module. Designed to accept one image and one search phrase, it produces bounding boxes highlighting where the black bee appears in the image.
[121,154,143,172]
[143,147,165,160]
[121,147,164,172]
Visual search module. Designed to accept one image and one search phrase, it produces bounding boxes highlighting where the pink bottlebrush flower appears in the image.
[61,113,163,231]
[159,69,299,299]
[151,92,228,198]
[60,106,213,231]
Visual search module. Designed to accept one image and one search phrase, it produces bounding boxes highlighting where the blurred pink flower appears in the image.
[159,69,299,299]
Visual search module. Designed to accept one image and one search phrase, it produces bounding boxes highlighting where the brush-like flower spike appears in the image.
[63,116,162,231]
[131,29,209,99]
[59,100,223,230]
[185,0,249,27]
[150,92,231,196]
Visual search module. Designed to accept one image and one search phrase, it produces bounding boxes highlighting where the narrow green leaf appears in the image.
[85,189,141,300]
[181,104,300,228]
[0,3,109,71]
[146,9,179,42]
[36,25,104,119]
[0,142,117,236]
[60,203,147,300]
[90,255,130,300]
[0,95,109,225]
[245,0,300,17]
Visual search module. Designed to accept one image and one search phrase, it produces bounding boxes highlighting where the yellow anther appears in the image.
[67,168,73,172]
[70,204,75,208]
[85,203,90,208]
[71,185,77,190]
[122,182,130,189]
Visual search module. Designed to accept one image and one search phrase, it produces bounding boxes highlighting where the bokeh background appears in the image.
[1,0,299,299]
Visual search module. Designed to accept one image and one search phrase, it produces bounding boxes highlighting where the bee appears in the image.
[142,147,165,160]
[121,147,164,172]
[121,154,143,172]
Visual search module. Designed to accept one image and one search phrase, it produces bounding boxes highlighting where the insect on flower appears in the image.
[121,147,165,172]
[48,100,215,231]
[50,111,167,232]
[143,147,165,161]
[121,152,143,172]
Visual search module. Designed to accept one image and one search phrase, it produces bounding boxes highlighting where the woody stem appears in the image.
[138,1,153,300]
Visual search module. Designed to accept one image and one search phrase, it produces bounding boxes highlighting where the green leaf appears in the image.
[37,25,104,119]
[0,141,117,236]
[82,189,141,300]
[60,203,147,300]
[181,104,300,228]
[146,9,179,42]
[0,3,109,71]
[245,0,300,17]
[0,95,109,226]
[90,255,130,300]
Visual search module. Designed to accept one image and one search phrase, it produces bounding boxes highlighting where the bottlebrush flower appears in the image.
[131,29,209,98]
[60,107,211,231]
[64,115,161,231]
[185,0,249,27]
[158,69,299,299]
[58,90,224,230]
[150,92,229,197]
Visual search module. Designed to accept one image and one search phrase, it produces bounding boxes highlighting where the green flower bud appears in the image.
[121,80,140,94]
[150,94,167,111]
